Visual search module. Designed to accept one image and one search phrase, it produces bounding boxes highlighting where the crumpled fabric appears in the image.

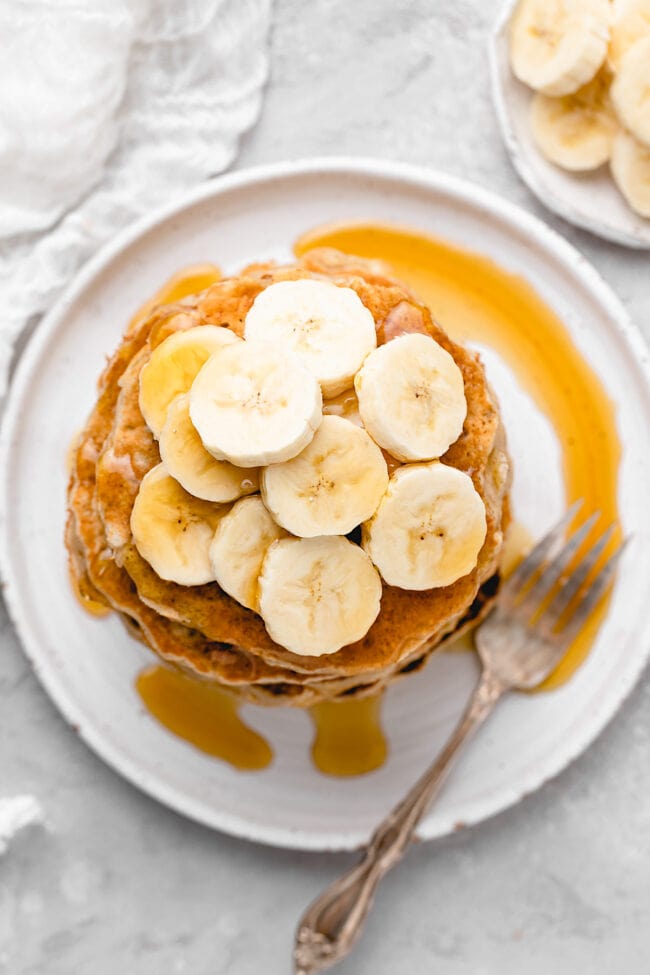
[0,795,43,856]
[0,0,272,397]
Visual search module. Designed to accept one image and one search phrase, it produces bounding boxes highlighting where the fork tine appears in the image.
[540,524,616,633]
[557,542,627,647]
[501,500,583,599]
[517,511,600,617]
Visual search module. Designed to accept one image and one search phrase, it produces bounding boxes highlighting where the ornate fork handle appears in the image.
[294,670,506,975]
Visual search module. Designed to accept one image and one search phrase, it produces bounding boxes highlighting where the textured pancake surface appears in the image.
[67,249,511,706]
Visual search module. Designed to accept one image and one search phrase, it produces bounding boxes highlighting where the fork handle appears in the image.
[294,670,506,974]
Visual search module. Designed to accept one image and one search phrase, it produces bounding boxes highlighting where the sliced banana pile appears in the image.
[509,0,650,217]
[130,279,487,655]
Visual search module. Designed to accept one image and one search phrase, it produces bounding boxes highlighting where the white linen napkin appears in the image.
[0,795,43,856]
[0,0,273,399]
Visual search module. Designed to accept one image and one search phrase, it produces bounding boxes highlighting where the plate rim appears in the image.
[2,156,650,851]
[489,0,650,250]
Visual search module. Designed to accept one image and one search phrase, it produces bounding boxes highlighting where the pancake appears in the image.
[67,249,511,706]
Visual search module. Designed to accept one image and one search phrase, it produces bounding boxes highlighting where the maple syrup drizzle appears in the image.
[295,222,621,691]
[322,390,361,422]
[310,694,387,776]
[136,665,387,777]
[71,575,112,618]
[136,666,272,771]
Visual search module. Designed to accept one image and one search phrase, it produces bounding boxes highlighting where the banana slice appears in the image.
[261,415,389,537]
[209,495,286,611]
[609,0,650,68]
[611,35,650,146]
[159,394,259,502]
[362,462,487,591]
[130,464,226,586]
[189,340,322,468]
[258,536,382,656]
[610,129,650,215]
[139,325,239,438]
[354,333,466,463]
[244,279,377,397]
[530,68,617,170]
[509,0,610,96]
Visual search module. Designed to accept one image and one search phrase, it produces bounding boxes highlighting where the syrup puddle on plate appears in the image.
[136,666,273,771]
[310,695,388,776]
[131,223,620,773]
[136,666,387,777]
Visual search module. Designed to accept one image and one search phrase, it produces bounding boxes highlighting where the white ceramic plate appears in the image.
[490,0,650,249]
[2,159,650,852]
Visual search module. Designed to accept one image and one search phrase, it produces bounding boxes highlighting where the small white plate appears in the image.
[2,159,650,851]
[490,0,650,249]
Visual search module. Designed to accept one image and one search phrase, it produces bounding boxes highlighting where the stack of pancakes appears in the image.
[66,248,511,707]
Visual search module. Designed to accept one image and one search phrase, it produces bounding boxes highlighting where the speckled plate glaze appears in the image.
[2,159,650,851]
[490,0,650,249]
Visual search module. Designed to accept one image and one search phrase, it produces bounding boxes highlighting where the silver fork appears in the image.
[294,502,624,975]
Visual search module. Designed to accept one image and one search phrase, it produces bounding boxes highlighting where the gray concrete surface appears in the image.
[2,1,649,972]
